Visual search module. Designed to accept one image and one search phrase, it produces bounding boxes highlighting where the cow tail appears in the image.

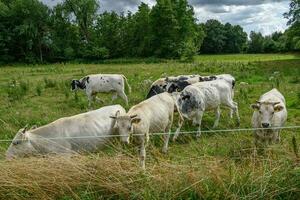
[122,75,131,94]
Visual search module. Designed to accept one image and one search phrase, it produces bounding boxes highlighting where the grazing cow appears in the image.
[147,74,235,99]
[167,74,235,94]
[111,92,183,169]
[71,74,131,106]
[251,89,287,145]
[146,75,199,99]
[6,105,126,159]
[174,79,240,140]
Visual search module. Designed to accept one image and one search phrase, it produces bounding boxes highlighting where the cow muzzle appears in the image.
[261,123,270,128]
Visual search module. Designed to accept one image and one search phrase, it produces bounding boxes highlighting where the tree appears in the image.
[49,3,81,60]
[263,36,277,53]
[284,0,300,51]
[284,0,300,26]
[0,0,50,62]
[95,12,122,58]
[223,23,247,53]
[248,31,264,53]
[131,3,152,57]
[201,19,226,54]
[63,0,99,43]
[150,0,179,58]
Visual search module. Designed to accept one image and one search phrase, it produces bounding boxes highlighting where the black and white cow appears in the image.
[146,75,199,99]
[146,74,235,99]
[174,79,240,140]
[71,74,131,106]
[167,74,235,93]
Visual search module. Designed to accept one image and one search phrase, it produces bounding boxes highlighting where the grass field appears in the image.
[0,54,300,199]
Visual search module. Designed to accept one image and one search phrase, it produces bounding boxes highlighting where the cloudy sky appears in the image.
[42,0,290,35]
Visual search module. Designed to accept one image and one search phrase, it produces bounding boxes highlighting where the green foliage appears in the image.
[248,31,264,53]
[200,20,247,54]
[0,0,50,63]
[284,0,300,26]
[0,0,299,63]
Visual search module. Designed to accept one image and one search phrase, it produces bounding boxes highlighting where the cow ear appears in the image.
[131,117,141,124]
[130,114,138,119]
[251,103,260,110]
[22,124,29,134]
[274,104,284,112]
[110,110,121,119]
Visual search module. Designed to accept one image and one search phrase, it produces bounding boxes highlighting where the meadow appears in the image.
[0,54,300,199]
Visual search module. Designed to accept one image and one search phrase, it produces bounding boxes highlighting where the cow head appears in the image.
[251,101,284,128]
[110,111,141,144]
[146,85,166,99]
[71,80,80,91]
[6,125,36,159]
[177,91,199,119]
[167,80,190,93]
[167,82,178,93]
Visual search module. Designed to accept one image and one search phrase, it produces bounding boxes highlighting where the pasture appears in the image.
[0,54,300,199]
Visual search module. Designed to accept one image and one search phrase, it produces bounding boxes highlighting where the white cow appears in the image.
[6,105,126,159]
[110,92,183,169]
[71,74,131,106]
[175,79,240,140]
[251,88,287,145]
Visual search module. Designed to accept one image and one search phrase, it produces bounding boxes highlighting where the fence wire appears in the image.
[0,125,299,143]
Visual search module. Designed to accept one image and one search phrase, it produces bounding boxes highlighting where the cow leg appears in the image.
[162,133,170,154]
[111,92,118,102]
[163,116,173,153]
[233,101,240,125]
[139,136,146,169]
[173,113,184,142]
[229,109,234,119]
[273,131,280,143]
[117,90,128,106]
[86,91,94,107]
[95,96,104,103]
[225,100,240,126]
[196,111,204,138]
[229,90,235,118]
[213,106,220,128]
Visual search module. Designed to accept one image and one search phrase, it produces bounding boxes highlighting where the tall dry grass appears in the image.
[0,135,299,200]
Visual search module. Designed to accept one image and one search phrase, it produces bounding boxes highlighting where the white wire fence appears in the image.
[0,125,299,143]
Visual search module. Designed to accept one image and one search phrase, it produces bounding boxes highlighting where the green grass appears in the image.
[0,54,300,199]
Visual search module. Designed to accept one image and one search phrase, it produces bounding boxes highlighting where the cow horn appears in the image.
[130,114,138,118]
[272,101,281,105]
[22,124,29,133]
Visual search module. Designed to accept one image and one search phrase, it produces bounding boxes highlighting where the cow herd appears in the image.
[6,73,288,169]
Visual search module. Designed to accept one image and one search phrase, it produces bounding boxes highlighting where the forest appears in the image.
[0,0,299,63]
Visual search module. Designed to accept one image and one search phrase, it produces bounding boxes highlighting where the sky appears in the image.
[42,0,291,36]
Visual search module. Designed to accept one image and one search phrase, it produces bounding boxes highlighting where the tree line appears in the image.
[0,0,299,63]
